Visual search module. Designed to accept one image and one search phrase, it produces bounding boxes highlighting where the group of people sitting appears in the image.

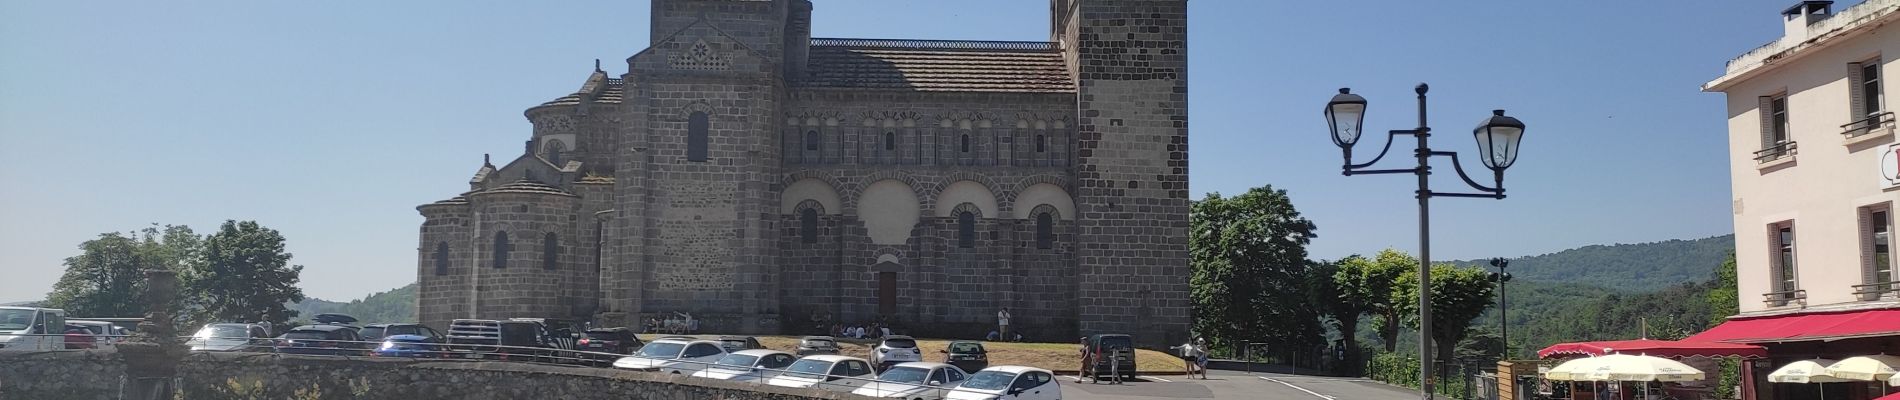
[831,322,891,339]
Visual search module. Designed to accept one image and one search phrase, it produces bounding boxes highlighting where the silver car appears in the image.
[689,349,798,383]
[188,323,270,352]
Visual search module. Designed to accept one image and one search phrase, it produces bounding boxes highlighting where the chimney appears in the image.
[1781,1,1834,41]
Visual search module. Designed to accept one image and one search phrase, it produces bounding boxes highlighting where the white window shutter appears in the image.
[1850,62,1868,118]
[1758,96,1776,150]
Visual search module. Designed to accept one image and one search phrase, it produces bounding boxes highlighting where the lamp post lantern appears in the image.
[1489,258,1513,358]
[1323,83,1525,399]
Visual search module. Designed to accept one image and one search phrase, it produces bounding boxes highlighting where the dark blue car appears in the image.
[274,324,370,356]
[373,334,440,358]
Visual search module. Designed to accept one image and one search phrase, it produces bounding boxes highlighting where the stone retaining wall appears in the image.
[0,351,867,400]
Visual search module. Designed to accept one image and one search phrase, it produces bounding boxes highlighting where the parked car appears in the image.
[611,338,727,374]
[851,361,970,400]
[372,334,441,358]
[275,324,370,356]
[716,335,764,353]
[67,320,130,349]
[872,335,923,371]
[507,317,586,349]
[689,349,798,383]
[360,323,444,342]
[1080,333,1137,381]
[766,355,876,392]
[945,366,1060,400]
[189,323,272,352]
[940,341,988,373]
[63,325,94,349]
[578,327,643,363]
[446,319,558,361]
[0,307,69,351]
[797,336,841,356]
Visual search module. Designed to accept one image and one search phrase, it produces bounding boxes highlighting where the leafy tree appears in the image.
[45,225,198,319]
[1707,253,1741,399]
[1394,263,1496,364]
[1364,249,1413,352]
[186,220,306,326]
[1310,255,1390,373]
[1189,186,1321,354]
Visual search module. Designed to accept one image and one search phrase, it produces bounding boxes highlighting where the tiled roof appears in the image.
[538,73,625,108]
[423,195,469,207]
[799,38,1073,93]
[476,180,576,197]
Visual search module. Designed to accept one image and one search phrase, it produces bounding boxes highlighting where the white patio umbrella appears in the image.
[1578,354,1706,382]
[1827,355,1900,381]
[1544,356,1603,381]
[1769,359,1847,399]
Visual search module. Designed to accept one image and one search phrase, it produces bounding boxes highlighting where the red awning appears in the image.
[1686,309,1900,343]
[1537,339,1766,359]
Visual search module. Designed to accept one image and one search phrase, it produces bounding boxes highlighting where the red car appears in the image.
[63,325,95,349]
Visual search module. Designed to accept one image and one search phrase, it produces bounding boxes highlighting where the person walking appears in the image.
[996,308,1011,342]
[1170,337,1209,379]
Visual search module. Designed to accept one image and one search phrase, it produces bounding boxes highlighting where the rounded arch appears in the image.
[934,180,999,219]
[858,179,921,246]
[781,178,843,215]
[1012,183,1075,220]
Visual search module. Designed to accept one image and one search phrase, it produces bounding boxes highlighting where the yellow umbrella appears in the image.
[1578,354,1705,382]
[1826,355,1900,381]
[1769,359,1848,383]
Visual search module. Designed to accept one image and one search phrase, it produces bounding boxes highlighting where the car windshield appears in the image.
[949,343,983,353]
[585,331,622,340]
[720,339,748,348]
[877,366,930,384]
[197,325,249,339]
[1100,336,1133,350]
[636,342,685,358]
[802,339,834,348]
[960,371,1017,390]
[0,309,35,331]
[285,331,330,340]
[784,359,835,379]
[713,354,760,371]
[359,326,386,339]
[883,338,917,348]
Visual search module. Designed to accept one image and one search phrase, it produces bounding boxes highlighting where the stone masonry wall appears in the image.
[418,203,473,330]
[0,351,868,400]
[469,191,583,321]
[1068,0,1192,348]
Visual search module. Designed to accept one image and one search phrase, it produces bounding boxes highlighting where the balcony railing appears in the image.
[1763,289,1807,307]
[1754,141,1798,163]
[1854,281,1900,301]
[1842,111,1896,139]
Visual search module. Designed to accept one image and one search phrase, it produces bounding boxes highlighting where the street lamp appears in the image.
[1323,84,1526,399]
[1488,258,1513,358]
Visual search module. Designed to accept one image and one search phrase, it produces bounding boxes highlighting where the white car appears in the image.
[765,354,876,392]
[872,335,923,370]
[187,323,270,352]
[851,362,970,400]
[612,338,727,374]
[689,349,798,383]
[945,366,1061,400]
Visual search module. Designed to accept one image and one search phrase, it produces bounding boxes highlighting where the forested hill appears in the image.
[1450,234,1734,292]
[288,283,417,324]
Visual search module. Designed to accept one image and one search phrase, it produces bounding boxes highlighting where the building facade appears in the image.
[414,0,1191,346]
[1701,0,1899,398]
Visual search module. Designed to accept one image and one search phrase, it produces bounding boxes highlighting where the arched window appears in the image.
[542,232,559,270]
[543,139,567,165]
[1036,135,1047,153]
[885,132,895,151]
[960,134,971,153]
[433,242,450,276]
[800,208,819,243]
[687,111,709,162]
[1035,213,1054,250]
[805,130,820,151]
[957,211,976,248]
[493,232,511,268]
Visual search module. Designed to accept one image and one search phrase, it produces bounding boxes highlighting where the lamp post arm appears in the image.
[1344,130,1423,171]
[1428,151,1505,195]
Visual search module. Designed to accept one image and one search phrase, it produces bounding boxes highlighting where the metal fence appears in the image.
[1365,355,1499,400]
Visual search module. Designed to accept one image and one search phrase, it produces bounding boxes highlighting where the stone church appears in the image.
[416,0,1188,346]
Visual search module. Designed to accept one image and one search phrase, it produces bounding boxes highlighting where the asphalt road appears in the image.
[1057,370,1417,400]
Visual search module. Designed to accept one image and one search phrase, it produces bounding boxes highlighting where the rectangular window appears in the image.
[1770,95,1790,144]
[1863,61,1884,115]
[1868,206,1894,289]
[1770,222,1797,306]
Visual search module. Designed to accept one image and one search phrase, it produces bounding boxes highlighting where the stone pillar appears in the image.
[116,269,189,400]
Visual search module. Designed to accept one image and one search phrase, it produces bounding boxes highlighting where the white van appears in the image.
[0,307,69,351]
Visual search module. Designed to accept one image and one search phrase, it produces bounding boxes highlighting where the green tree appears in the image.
[1365,249,1413,353]
[1189,186,1321,354]
[45,225,198,319]
[186,220,306,326]
[1310,255,1386,373]
[1395,263,1497,364]
[1707,252,1741,399]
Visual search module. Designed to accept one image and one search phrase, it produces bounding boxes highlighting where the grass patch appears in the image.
[637,334,1184,374]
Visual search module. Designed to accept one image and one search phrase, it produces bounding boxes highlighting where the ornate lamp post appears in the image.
[1489,258,1513,358]
[1324,84,1526,398]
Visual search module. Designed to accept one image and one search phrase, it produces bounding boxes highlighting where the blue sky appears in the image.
[0,1,1796,302]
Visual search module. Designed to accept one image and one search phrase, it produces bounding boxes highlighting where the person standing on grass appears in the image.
[996,308,1011,341]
